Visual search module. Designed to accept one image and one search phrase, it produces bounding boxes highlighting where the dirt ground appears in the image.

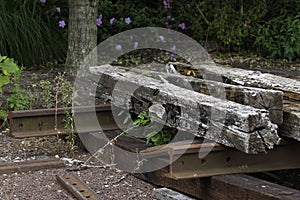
[0,133,156,200]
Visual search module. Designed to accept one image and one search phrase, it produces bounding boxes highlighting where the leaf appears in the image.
[0,57,19,74]
[151,133,161,142]
[123,114,131,124]
[137,112,146,120]
[0,75,10,92]
[146,131,159,144]
[133,119,142,125]
[0,56,7,63]
[146,131,158,139]
[118,110,125,116]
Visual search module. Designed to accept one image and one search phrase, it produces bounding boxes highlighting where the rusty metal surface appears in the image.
[0,158,65,174]
[9,105,118,138]
[164,139,300,179]
[56,173,100,200]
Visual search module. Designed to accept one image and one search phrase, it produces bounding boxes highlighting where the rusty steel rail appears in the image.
[159,139,300,179]
[87,131,300,179]
[56,173,100,200]
[0,158,65,174]
[9,104,118,138]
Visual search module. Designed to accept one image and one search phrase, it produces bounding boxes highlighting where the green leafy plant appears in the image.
[0,109,8,131]
[146,130,172,146]
[132,111,151,126]
[52,73,76,152]
[5,65,29,111]
[0,56,19,93]
[40,80,53,109]
[119,110,172,146]
[61,81,76,152]
[255,15,300,60]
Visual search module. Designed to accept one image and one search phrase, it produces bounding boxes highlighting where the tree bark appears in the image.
[66,0,98,75]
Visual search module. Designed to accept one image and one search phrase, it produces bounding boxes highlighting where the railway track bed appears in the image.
[2,104,300,199]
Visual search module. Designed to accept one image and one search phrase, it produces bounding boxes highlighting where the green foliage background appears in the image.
[0,0,67,66]
[0,0,299,67]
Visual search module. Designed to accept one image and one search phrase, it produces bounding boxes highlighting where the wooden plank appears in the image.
[210,174,300,200]
[279,107,300,141]
[192,63,300,140]
[137,172,300,200]
[90,64,280,154]
[120,64,283,124]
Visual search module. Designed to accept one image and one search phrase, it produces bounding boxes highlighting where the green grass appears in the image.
[0,0,67,67]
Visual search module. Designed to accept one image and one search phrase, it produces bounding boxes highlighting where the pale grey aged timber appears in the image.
[280,104,300,141]
[196,63,300,97]
[193,63,300,141]
[90,64,280,154]
[118,64,283,125]
[152,187,197,200]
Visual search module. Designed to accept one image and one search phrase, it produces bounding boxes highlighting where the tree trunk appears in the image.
[66,0,98,75]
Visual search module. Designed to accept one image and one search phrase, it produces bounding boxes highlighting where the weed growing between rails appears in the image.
[39,80,53,109]
[0,110,8,132]
[0,58,26,130]
[52,73,77,154]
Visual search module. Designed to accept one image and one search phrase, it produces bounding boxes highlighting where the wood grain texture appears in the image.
[90,65,280,154]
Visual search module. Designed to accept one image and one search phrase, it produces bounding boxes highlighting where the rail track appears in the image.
[6,104,300,199]
[0,158,65,175]
[9,104,118,138]
[56,173,101,200]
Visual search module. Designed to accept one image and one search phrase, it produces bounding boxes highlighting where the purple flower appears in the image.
[40,0,46,3]
[96,14,102,26]
[159,35,164,41]
[178,23,186,30]
[96,18,102,26]
[115,44,122,50]
[125,17,131,24]
[110,17,115,25]
[171,45,176,51]
[167,15,172,19]
[56,7,61,13]
[59,20,66,28]
[134,42,139,49]
[163,0,169,8]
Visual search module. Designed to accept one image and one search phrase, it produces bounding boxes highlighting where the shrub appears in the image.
[2,0,299,65]
[255,1,300,60]
[0,56,19,93]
